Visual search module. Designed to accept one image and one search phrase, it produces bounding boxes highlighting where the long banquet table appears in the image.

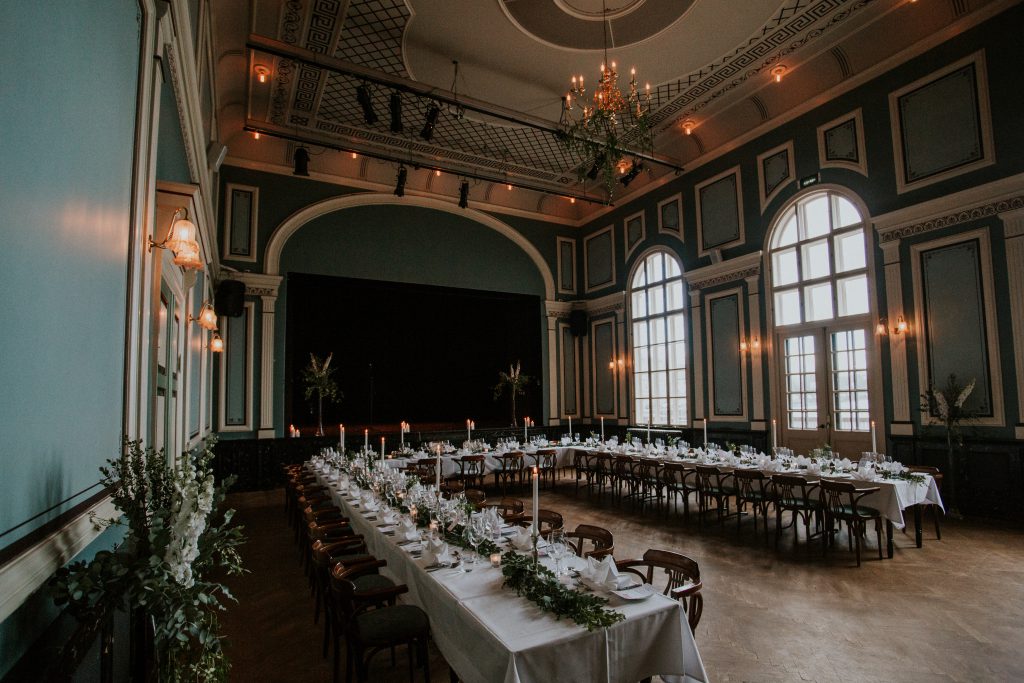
[314,466,708,683]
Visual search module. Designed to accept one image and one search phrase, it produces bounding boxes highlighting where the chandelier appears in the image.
[559,2,653,197]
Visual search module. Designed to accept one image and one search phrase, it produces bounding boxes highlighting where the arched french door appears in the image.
[767,188,881,457]
[629,250,688,426]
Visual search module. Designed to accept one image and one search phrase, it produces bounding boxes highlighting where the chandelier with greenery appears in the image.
[558,1,654,197]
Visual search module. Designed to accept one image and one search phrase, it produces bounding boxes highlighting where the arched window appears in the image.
[768,189,875,454]
[631,251,687,426]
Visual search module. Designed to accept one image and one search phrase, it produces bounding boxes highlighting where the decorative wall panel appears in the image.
[707,292,745,418]
[557,236,576,295]
[757,141,794,211]
[592,319,616,415]
[696,167,744,255]
[584,225,616,292]
[624,210,645,260]
[658,193,682,238]
[920,239,992,416]
[817,109,867,175]
[561,325,577,415]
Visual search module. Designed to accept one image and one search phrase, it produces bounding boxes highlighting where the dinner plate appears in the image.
[612,584,656,601]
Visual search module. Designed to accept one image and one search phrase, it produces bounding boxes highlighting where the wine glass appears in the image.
[464,517,484,572]
[548,529,567,578]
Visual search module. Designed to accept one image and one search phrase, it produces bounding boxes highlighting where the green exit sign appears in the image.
[799,173,820,188]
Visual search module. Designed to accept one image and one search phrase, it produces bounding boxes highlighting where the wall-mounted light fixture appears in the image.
[608,356,626,371]
[751,336,761,351]
[189,303,218,331]
[877,315,908,335]
[209,332,224,353]
[771,65,787,83]
[149,208,203,271]
[254,65,270,83]
[740,337,749,353]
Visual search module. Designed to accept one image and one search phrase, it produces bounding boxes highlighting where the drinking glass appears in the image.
[548,529,567,578]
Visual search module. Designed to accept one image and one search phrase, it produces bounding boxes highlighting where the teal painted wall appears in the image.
[0,0,141,674]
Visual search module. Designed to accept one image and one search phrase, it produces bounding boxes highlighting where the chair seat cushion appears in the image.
[356,605,429,644]
[353,573,395,594]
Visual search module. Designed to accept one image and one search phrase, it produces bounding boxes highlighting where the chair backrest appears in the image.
[568,523,614,558]
[537,450,557,468]
[642,548,701,591]
[459,455,486,475]
[733,468,766,496]
[694,464,731,491]
[465,488,486,507]
[523,508,564,536]
[771,473,818,505]
[661,462,694,488]
[498,452,524,470]
[819,479,879,517]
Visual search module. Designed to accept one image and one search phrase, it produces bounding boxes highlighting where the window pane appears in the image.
[650,320,666,344]
[804,282,834,321]
[668,341,686,369]
[834,195,861,228]
[632,290,647,318]
[650,344,667,370]
[669,398,687,426]
[647,253,664,284]
[835,229,866,273]
[651,371,667,396]
[669,369,687,396]
[635,348,649,372]
[632,266,647,288]
[802,195,830,239]
[665,280,684,312]
[802,239,831,280]
[776,211,798,247]
[775,289,802,325]
[634,399,650,425]
[837,274,869,317]
[665,257,681,278]
[634,373,650,398]
[648,285,665,316]
[772,247,799,287]
[668,313,687,341]
[651,399,669,425]
[633,321,649,347]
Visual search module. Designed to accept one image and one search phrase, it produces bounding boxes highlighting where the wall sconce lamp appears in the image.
[877,316,908,335]
[608,357,626,371]
[209,332,224,353]
[740,337,749,353]
[188,303,218,331]
[149,208,203,271]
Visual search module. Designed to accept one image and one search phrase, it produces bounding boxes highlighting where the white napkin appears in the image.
[421,538,452,566]
[382,510,399,525]
[582,555,633,590]
[852,468,876,482]
[510,525,535,551]
[399,518,420,541]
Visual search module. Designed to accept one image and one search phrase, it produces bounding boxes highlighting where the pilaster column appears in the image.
[545,301,560,423]
[880,240,913,435]
[745,275,765,426]
[258,295,276,438]
[689,290,705,422]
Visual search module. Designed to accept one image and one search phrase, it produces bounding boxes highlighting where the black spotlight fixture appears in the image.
[293,146,310,176]
[389,92,403,133]
[420,105,440,140]
[356,84,377,125]
[620,160,643,187]
[586,153,606,180]
[458,180,470,208]
[394,165,407,197]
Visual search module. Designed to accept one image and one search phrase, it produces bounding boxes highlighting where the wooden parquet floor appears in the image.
[220,474,1024,682]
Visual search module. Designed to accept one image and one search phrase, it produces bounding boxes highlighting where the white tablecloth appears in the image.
[316,468,708,683]
[386,447,580,478]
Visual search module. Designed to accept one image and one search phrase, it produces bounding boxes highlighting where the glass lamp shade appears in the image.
[197,304,218,331]
[209,333,224,353]
[166,217,204,271]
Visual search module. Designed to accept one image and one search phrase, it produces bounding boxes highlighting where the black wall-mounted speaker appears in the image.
[569,310,588,337]
[215,280,245,317]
